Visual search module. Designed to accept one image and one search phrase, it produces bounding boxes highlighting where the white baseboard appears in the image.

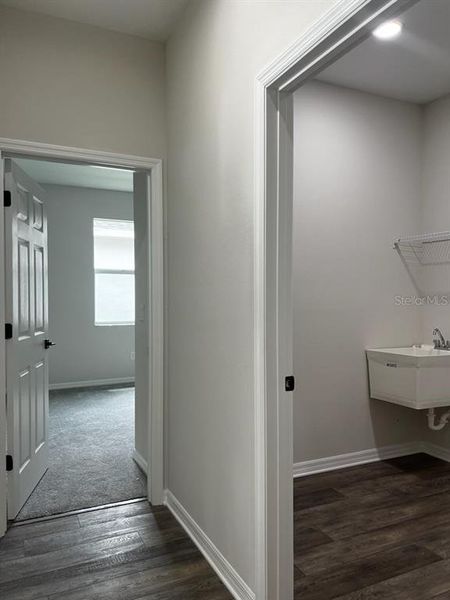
[421,441,450,462]
[164,490,255,600]
[132,449,148,474]
[49,377,135,391]
[293,442,423,478]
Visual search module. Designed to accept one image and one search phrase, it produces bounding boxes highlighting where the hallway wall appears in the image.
[0,5,166,159]
[166,0,335,590]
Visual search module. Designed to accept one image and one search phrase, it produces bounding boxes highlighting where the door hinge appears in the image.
[285,375,295,392]
[3,190,11,207]
[6,455,13,472]
[5,323,12,340]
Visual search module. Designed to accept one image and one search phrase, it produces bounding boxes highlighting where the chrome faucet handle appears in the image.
[433,327,446,348]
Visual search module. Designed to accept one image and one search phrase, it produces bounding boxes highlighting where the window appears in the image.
[93,218,135,325]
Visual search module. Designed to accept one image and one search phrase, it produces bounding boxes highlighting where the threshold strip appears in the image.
[10,497,148,527]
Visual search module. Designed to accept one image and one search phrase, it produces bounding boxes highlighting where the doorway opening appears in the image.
[0,140,164,533]
[255,0,426,598]
[290,0,450,595]
[11,158,146,521]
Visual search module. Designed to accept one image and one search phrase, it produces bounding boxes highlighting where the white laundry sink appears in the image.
[366,346,450,409]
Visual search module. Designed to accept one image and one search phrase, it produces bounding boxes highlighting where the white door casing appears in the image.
[4,159,49,519]
[134,171,165,505]
[0,140,164,537]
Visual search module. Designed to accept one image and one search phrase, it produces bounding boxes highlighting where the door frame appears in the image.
[0,138,165,535]
[254,0,418,597]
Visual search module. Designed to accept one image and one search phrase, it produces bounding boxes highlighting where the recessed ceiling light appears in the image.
[372,19,403,40]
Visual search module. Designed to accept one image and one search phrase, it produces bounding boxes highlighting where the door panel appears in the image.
[35,361,46,449]
[17,185,29,222]
[5,159,49,519]
[18,239,31,336]
[19,368,32,471]
[34,246,45,332]
[33,196,44,231]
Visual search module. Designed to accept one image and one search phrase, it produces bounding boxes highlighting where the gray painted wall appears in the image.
[421,94,450,447]
[166,0,335,589]
[0,5,166,159]
[292,83,450,459]
[420,93,450,341]
[293,81,423,464]
[46,185,134,385]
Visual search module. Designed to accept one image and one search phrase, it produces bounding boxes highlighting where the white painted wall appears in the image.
[420,94,450,447]
[420,94,450,341]
[45,185,134,385]
[166,0,335,590]
[0,5,166,158]
[292,81,423,463]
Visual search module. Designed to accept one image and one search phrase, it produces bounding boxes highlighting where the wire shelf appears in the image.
[394,231,450,265]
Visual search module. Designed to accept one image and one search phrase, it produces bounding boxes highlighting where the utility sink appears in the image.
[366,346,450,409]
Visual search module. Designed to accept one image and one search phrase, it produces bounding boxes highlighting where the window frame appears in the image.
[93,217,135,327]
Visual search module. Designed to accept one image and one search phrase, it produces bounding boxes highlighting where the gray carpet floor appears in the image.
[16,386,147,521]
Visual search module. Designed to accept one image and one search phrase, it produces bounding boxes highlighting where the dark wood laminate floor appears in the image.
[294,453,450,599]
[4,453,450,600]
[0,500,233,600]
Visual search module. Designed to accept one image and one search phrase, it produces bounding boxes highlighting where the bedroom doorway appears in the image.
[7,157,146,520]
[0,141,164,531]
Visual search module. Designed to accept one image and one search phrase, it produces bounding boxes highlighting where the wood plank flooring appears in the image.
[0,500,233,600]
[4,453,450,600]
[294,453,450,599]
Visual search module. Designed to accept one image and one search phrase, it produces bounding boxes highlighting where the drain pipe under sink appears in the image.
[427,408,450,431]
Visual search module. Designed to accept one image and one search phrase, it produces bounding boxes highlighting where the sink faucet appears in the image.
[433,328,450,350]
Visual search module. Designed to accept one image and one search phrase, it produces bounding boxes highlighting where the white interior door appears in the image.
[4,159,49,519]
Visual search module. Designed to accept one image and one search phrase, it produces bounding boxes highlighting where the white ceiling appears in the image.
[318,0,450,104]
[14,159,133,193]
[0,0,189,41]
